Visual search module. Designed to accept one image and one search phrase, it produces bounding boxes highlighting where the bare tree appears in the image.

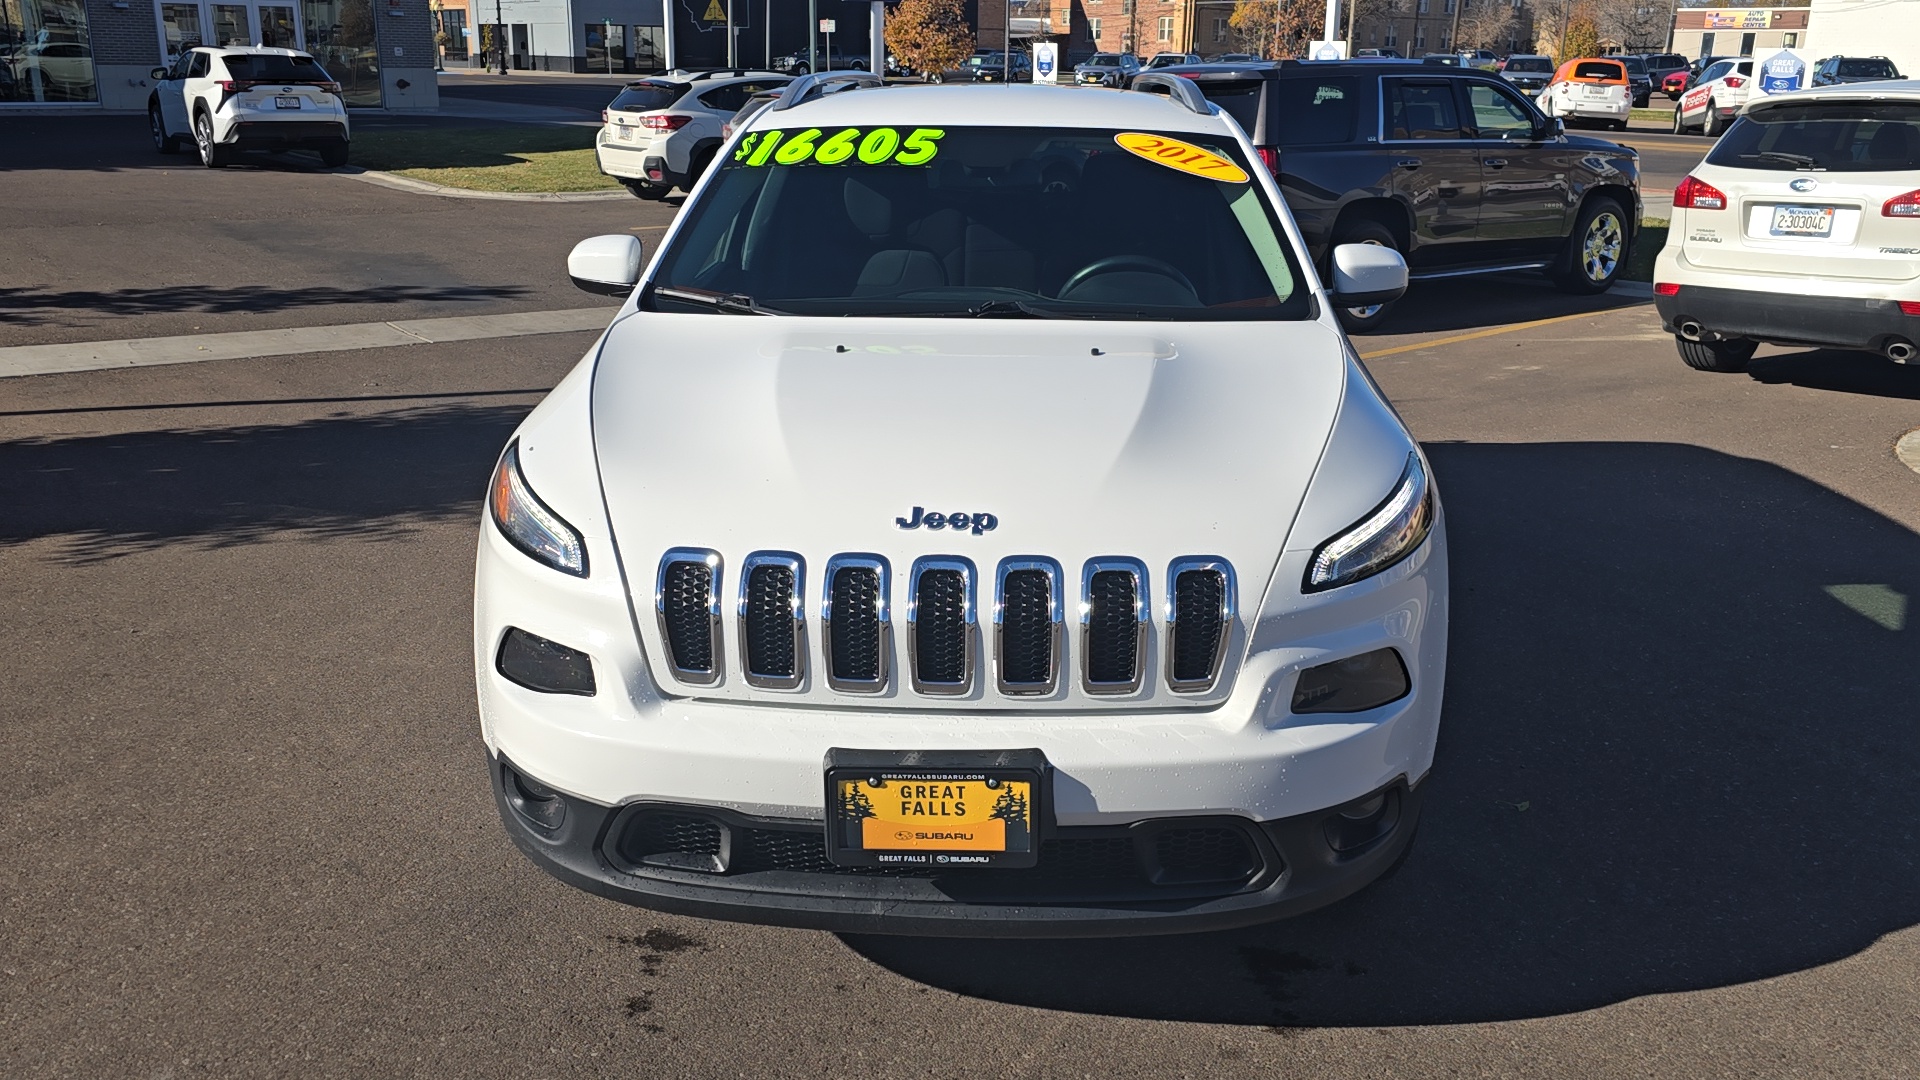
[1451,0,1519,51]
[1592,0,1666,51]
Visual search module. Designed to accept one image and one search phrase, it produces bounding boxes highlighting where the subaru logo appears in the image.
[895,506,998,536]
[1790,177,1818,192]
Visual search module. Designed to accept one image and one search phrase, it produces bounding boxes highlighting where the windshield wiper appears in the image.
[651,286,789,315]
[965,299,1084,319]
[1741,151,1822,168]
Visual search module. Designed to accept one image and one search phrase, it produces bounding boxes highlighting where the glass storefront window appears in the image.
[438,7,467,59]
[0,0,96,103]
[305,0,379,107]
[584,21,623,72]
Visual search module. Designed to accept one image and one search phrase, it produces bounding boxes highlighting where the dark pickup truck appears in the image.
[1159,59,1642,330]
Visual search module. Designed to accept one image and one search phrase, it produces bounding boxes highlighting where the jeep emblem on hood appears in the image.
[896,506,999,535]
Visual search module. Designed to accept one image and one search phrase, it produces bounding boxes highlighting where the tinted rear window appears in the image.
[1274,76,1358,145]
[1205,80,1263,135]
[610,80,687,111]
[222,53,330,81]
[1837,59,1899,78]
[1708,102,1920,172]
[1572,61,1624,81]
[1504,57,1552,73]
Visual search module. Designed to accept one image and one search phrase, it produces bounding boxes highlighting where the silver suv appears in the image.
[595,69,790,200]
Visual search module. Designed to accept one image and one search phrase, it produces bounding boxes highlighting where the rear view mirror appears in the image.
[567,235,643,297]
[1330,243,1408,308]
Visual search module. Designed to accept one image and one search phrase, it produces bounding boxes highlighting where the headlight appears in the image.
[1304,453,1432,593]
[489,441,588,577]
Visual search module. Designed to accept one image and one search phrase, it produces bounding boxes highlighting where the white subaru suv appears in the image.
[1654,82,1920,372]
[480,73,1447,936]
[595,69,790,199]
[148,46,349,168]
[1673,57,1753,136]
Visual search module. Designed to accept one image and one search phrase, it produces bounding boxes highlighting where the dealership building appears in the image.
[0,0,441,111]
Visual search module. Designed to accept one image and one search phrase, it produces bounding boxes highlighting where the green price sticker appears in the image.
[733,127,945,168]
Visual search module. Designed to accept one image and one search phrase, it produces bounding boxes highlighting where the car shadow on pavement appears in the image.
[1366,276,1648,337]
[844,441,1920,1026]
[0,284,531,326]
[1747,348,1920,401]
[0,402,527,563]
[0,114,339,174]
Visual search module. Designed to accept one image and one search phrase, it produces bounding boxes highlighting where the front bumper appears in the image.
[1654,284,1920,351]
[493,751,1425,937]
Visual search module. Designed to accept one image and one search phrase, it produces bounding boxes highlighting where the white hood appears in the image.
[590,311,1351,709]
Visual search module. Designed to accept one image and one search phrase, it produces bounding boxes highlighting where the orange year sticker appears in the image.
[1113,133,1250,183]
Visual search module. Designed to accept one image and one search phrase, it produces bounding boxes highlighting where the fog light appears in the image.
[1291,648,1410,714]
[1323,786,1400,853]
[504,764,567,831]
[496,627,596,696]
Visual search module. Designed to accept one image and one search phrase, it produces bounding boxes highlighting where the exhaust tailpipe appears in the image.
[1678,321,1704,342]
[1887,340,1917,364]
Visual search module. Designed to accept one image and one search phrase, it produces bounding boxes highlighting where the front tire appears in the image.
[1704,107,1725,137]
[150,105,183,154]
[1671,105,1687,134]
[193,111,230,168]
[1552,196,1627,294]
[1676,336,1757,373]
[1329,218,1402,334]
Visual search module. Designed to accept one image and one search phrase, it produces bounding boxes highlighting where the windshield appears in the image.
[1618,57,1646,74]
[1085,55,1119,66]
[1837,59,1899,78]
[647,125,1311,320]
[1708,102,1920,172]
[1504,57,1551,73]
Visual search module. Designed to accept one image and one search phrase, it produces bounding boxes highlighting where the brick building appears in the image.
[0,0,440,111]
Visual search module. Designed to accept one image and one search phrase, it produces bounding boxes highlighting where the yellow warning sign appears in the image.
[702,0,725,21]
[1113,132,1250,184]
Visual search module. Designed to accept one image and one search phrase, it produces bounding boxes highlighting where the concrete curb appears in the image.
[340,166,631,201]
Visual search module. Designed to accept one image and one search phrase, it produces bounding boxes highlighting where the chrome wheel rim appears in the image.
[1582,212,1623,282]
[150,110,164,148]
[195,116,211,161]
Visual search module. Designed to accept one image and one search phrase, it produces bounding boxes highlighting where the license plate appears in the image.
[1769,205,1835,237]
[824,748,1045,869]
[1581,85,1610,97]
[617,125,632,141]
[275,95,301,109]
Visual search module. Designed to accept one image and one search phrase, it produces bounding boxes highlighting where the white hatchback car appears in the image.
[481,73,1447,936]
[595,69,790,199]
[1673,57,1753,136]
[1654,81,1920,371]
[148,46,349,167]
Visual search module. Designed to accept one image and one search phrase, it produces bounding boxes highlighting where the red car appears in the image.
[1662,70,1688,98]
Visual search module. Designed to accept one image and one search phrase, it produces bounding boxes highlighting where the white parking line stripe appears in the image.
[0,307,620,380]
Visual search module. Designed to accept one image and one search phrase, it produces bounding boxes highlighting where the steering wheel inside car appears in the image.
[1057,255,1200,305]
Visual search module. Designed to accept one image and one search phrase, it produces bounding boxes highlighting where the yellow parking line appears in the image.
[1357,303,1648,360]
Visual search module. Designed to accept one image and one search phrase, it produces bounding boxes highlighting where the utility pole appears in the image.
[1448,0,1460,53]
[1346,0,1357,46]
[495,0,507,73]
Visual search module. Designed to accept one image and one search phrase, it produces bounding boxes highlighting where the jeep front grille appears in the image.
[995,558,1062,695]
[822,554,890,693]
[652,550,1234,699]
[1082,558,1148,694]
[656,548,723,685]
[1166,558,1235,694]
[739,552,804,690]
[908,557,976,695]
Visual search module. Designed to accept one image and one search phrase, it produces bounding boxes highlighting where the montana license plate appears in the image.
[824,748,1046,868]
[275,95,301,109]
[1770,205,1835,237]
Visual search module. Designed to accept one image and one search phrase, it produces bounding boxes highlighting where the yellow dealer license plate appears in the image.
[824,748,1046,869]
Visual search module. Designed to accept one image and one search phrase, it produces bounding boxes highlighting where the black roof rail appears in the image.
[1129,72,1215,115]
[770,70,885,111]
[686,67,782,81]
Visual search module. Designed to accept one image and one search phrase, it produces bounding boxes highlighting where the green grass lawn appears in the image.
[350,125,621,193]
[1626,218,1669,282]
[1631,106,1674,125]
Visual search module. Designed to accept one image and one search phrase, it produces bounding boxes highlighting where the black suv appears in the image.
[1812,56,1903,86]
[1161,60,1641,330]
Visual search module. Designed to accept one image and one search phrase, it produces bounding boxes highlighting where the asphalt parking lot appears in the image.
[5,102,1920,1079]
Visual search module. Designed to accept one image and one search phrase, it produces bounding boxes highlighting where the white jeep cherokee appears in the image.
[479,74,1448,936]
[149,46,349,168]
[596,69,790,199]
[1654,82,1920,371]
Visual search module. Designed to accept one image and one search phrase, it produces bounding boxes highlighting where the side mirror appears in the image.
[151,67,170,80]
[567,234,643,296]
[1329,243,1408,309]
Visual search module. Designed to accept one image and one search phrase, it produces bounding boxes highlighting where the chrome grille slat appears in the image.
[739,551,805,690]
[656,548,723,686]
[1166,558,1235,694]
[822,554,891,693]
[1081,557,1148,695]
[995,557,1063,695]
[908,556,976,695]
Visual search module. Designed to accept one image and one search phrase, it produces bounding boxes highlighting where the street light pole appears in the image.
[808,0,817,72]
[495,0,507,74]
